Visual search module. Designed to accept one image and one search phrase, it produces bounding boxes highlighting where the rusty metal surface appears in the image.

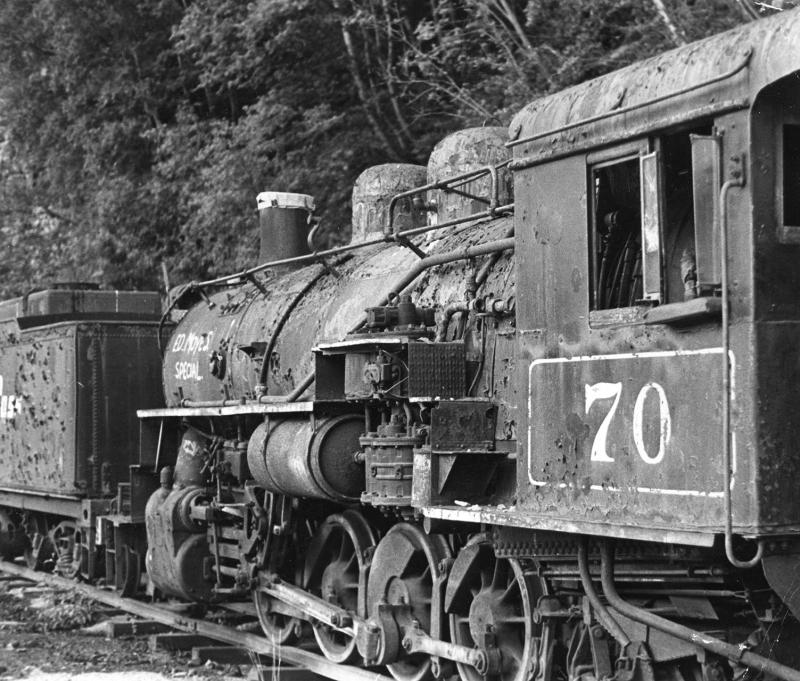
[422,505,716,548]
[145,483,215,602]
[163,245,421,404]
[0,320,163,496]
[0,289,162,325]
[524,350,728,532]
[247,416,365,502]
[360,434,421,508]
[509,9,800,161]
[427,128,512,227]
[430,401,496,453]
[512,116,760,538]
[164,215,516,436]
[352,164,427,243]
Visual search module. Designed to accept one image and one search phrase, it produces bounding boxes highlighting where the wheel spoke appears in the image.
[498,615,528,624]
[342,550,357,571]
[491,557,508,591]
[448,539,538,681]
[480,561,492,591]
[500,580,519,604]
[336,530,348,562]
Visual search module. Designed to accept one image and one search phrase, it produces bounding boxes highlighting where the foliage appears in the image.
[32,591,95,632]
[0,0,757,296]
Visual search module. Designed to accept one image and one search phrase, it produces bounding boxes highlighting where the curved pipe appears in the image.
[257,265,327,394]
[577,539,630,650]
[284,373,315,402]
[435,301,471,342]
[354,236,516,334]
[719,177,764,569]
[476,225,515,286]
[599,542,800,681]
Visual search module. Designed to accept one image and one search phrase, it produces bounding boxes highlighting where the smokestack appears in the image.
[256,191,315,271]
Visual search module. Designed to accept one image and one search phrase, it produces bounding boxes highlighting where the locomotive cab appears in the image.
[503,7,800,603]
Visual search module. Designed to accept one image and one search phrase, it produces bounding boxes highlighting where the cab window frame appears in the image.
[587,138,657,326]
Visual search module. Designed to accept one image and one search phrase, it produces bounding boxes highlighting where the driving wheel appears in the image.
[304,510,377,663]
[367,522,452,681]
[445,534,538,681]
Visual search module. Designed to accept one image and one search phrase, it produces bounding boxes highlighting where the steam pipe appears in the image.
[476,225,515,285]
[577,540,630,650]
[256,265,327,394]
[283,372,315,402]
[599,542,800,681]
[317,236,516,401]
[353,236,516,333]
[434,296,516,342]
[435,302,470,342]
[183,235,516,408]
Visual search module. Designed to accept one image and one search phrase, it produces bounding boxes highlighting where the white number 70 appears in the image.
[585,381,671,464]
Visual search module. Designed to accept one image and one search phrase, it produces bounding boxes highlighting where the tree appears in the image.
[0,0,748,296]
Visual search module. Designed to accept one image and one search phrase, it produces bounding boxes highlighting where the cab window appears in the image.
[588,126,714,319]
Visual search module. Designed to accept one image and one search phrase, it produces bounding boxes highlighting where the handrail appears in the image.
[386,161,507,238]
[719,171,764,569]
[190,201,512,290]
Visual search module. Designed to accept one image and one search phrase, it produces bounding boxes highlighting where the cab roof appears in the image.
[509,8,800,164]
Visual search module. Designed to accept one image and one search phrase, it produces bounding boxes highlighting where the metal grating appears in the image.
[408,341,465,399]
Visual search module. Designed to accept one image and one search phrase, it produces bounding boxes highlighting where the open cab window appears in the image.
[588,149,647,312]
[588,127,721,326]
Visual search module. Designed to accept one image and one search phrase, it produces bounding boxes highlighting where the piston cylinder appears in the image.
[247,415,365,502]
[144,484,215,602]
[256,191,315,269]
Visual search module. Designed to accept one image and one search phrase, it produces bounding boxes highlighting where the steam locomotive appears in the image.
[4,9,800,681]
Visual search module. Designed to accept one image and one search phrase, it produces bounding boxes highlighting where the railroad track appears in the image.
[0,559,392,681]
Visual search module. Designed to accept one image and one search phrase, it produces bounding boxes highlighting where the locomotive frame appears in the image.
[3,8,800,681]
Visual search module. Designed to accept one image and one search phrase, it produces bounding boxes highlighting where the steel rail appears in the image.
[0,559,393,681]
